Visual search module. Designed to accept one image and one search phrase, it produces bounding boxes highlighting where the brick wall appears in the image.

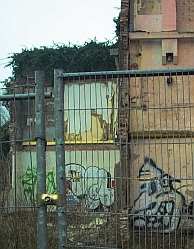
[119,0,129,70]
[119,0,131,207]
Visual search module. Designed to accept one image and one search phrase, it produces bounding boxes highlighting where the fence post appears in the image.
[0,94,2,155]
[35,70,48,249]
[54,69,67,248]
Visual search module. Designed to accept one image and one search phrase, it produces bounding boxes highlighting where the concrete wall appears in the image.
[120,0,194,231]
[135,15,162,32]
[130,138,194,204]
[130,39,194,70]
[177,0,194,32]
[129,73,194,203]
[130,138,194,232]
[130,75,194,132]
[130,0,194,69]
[13,149,120,209]
[134,0,176,32]
[162,0,176,31]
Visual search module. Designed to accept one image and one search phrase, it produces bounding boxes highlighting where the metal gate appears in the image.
[1,68,194,249]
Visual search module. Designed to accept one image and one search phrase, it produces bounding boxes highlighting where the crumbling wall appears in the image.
[119,0,131,207]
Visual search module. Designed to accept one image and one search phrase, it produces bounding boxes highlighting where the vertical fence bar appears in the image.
[54,69,67,249]
[0,94,2,154]
[0,89,4,249]
[35,70,48,249]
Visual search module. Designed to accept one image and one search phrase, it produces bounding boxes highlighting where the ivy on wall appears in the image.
[6,40,117,80]
[113,13,120,41]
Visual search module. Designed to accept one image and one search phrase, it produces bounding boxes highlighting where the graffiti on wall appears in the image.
[21,166,56,204]
[20,164,114,210]
[65,164,114,210]
[131,158,186,233]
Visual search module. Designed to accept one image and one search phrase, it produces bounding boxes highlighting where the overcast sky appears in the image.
[0,0,120,82]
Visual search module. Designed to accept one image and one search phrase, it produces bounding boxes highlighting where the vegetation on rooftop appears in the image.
[6,40,117,80]
[5,13,120,80]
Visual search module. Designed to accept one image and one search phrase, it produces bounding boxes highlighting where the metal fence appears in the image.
[1,68,194,249]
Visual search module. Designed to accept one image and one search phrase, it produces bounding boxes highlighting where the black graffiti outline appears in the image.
[132,157,185,232]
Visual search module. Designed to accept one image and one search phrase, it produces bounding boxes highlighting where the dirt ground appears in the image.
[1,208,194,249]
[65,211,194,249]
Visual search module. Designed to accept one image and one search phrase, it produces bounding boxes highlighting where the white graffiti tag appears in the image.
[65,164,114,210]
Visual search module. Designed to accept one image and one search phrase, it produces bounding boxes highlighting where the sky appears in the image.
[0,0,120,82]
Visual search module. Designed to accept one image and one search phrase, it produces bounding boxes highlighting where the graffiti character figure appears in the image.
[131,158,185,233]
[21,166,56,205]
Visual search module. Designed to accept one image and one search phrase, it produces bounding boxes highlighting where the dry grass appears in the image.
[0,210,58,249]
[0,208,194,249]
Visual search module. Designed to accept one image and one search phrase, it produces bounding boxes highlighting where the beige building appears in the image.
[118,0,194,231]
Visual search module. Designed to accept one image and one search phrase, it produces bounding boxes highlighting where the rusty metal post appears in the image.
[35,70,48,249]
[54,69,67,249]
